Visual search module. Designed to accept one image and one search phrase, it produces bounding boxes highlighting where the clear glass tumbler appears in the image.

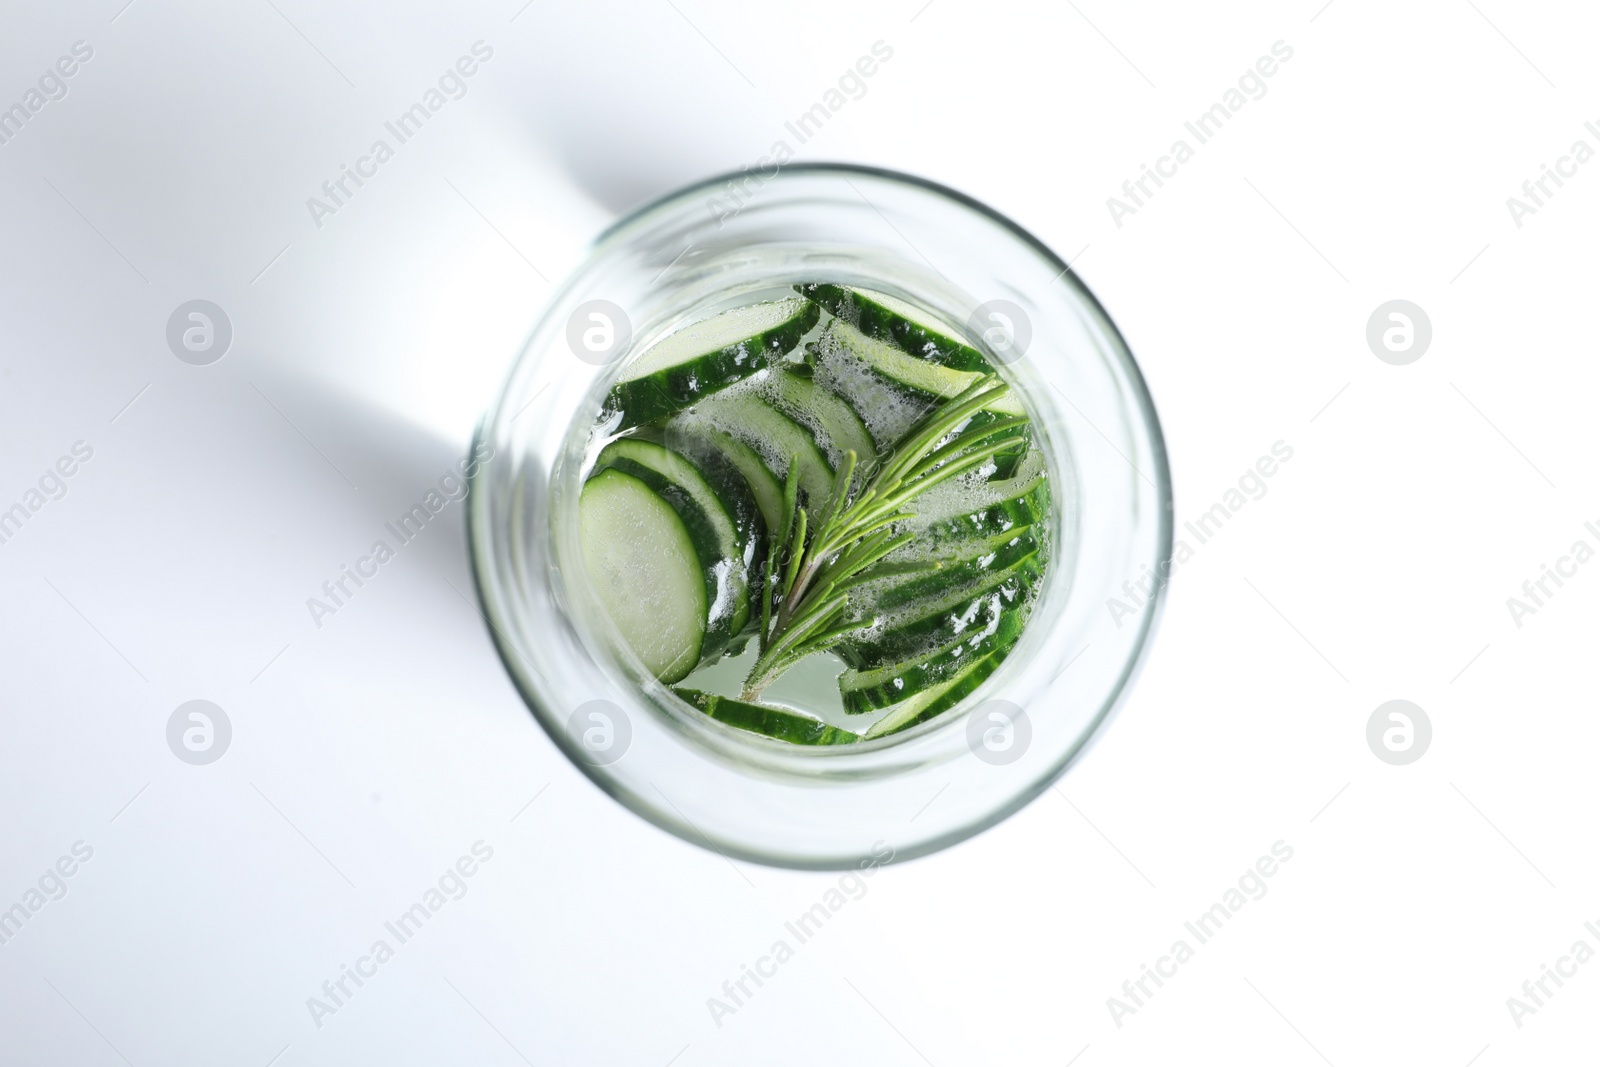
[468,164,1172,868]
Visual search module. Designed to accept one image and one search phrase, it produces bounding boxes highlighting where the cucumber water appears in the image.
[577,286,1053,745]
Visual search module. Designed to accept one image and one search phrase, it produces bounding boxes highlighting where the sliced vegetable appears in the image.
[839,604,1028,716]
[663,422,785,534]
[861,644,1010,739]
[837,548,1043,667]
[679,382,836,520]
[809,320,1030,476]
[591,437,759,659]
[847,528,1041,613]
[811,319,1023,417]
[906,448,1051,543]
[804,331,937,454]
[579,469,707,682]
[604,297,819,430]
[797,283,989,372]
[675,688,861,745]
[760,364,878,471]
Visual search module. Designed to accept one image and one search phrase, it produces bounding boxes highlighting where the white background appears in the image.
[2,1,1596,1064]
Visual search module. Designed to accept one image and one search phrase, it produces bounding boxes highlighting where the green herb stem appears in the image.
[741,375,1013,698]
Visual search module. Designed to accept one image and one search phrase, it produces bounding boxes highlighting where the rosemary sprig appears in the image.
[742,375,1014,699]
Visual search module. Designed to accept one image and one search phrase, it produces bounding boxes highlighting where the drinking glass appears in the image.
[468,164,1172,868]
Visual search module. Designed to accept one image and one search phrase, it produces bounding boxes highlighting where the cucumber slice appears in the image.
[812,319,1024,418]
[852,528,1041,613]
[604,297,819,430]
[808,320,1030,477]
[675,688,861,746]
[592,437,758,658]
[798,283,989,372]
[959,410,1031,481]
[663,422,785,534]
[678,383,835,520]
[838,547,1042,667]
[579,469,707,683]
[760,365,878,470]
[839,603,1028,717]
[806,331,936,453]
[861,644,1009,739]
[906,448,1050,543]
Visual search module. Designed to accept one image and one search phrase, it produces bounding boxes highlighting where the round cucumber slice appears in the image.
[579,469,706,683]
[808,327,1031,476]
[860,645,1010,739]
[663,422,785,535]
[812,319,1024,418]
[760,365,877,471]
[838,548,1043,668]
[839,604,1029,717]
[806,333,938,453]
[679,383,836,521]
[593,437,759,656]
[906,448,1050,542]
[604,297,820,430]
[674,688,861,745]
[851,529,1041,614]
[798,283,990,372]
